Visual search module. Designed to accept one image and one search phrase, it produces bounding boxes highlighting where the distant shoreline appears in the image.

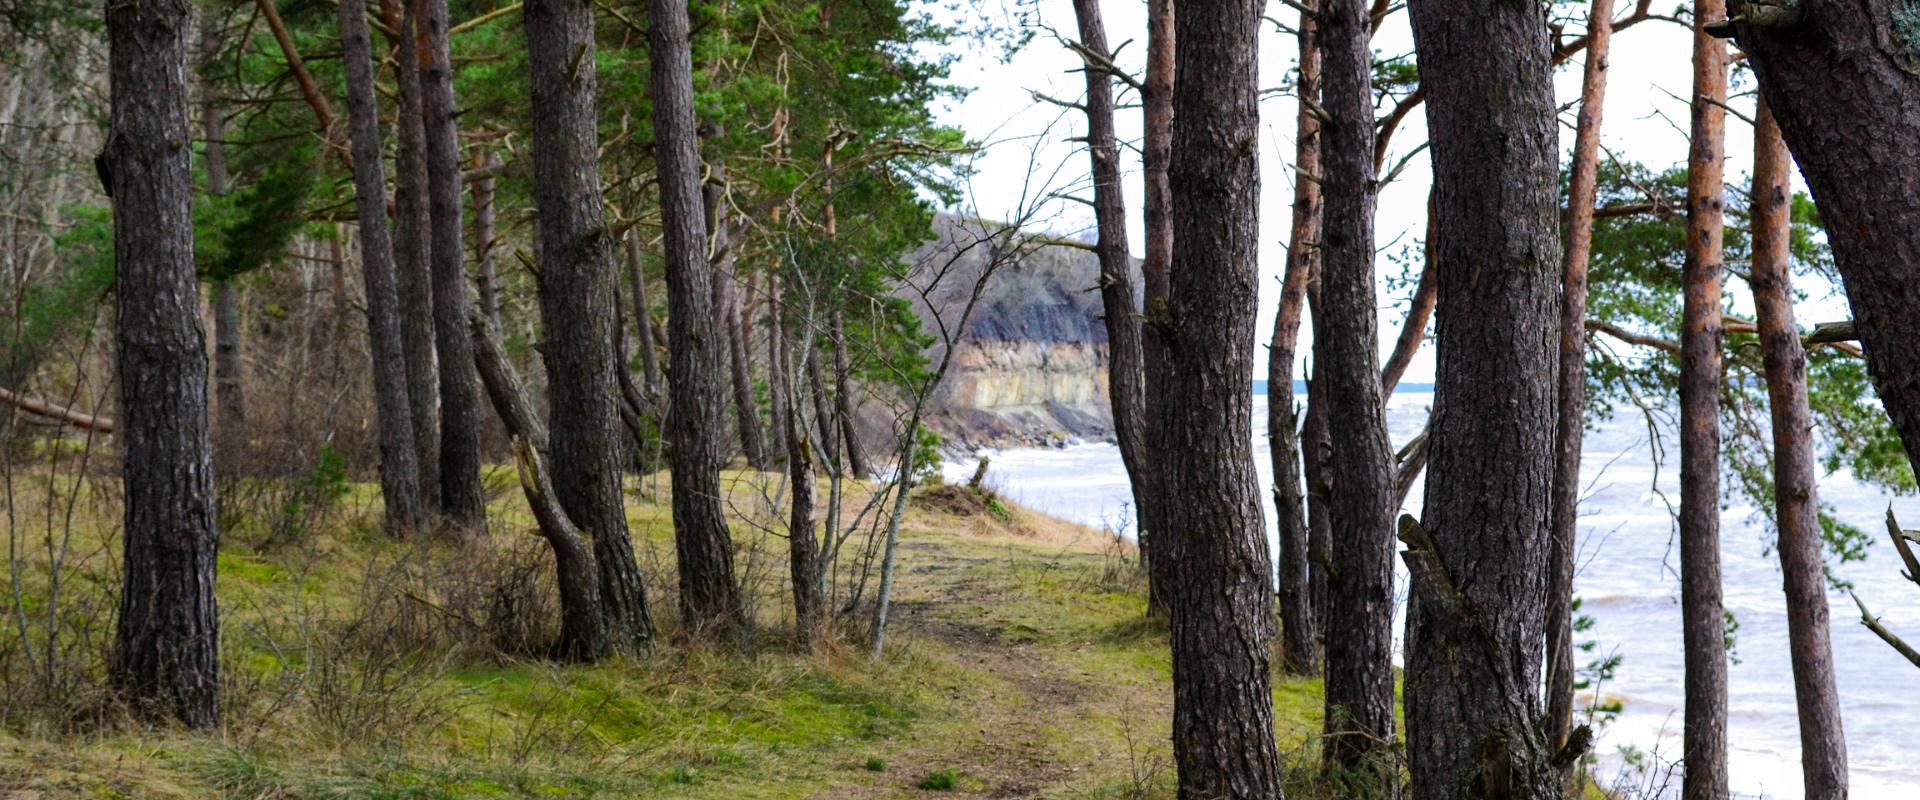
[1254,380,1435,395]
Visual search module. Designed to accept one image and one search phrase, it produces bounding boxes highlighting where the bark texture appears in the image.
[417,0,485,531]
[1269,0,1322,679]
[1138,0,1175,619]
[1162,0,1284,795]
[1548,0,1613,760]
[473,150,501,328]
[387,0,441,510]
[106,0,221,727]
[651,0,746,643]
[1404,0,1564,793]
[1318,0,1396,774]
[1070,0,1155,550]
[832,310,868,476]
[339,0,425,533]
[1749,98,1848,800]
[1680,6,1730,795]
[526,0,656,648]
[782,306,823,647]
[705,176,770,469]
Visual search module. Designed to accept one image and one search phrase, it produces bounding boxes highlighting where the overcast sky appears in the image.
[920,0,1849,385]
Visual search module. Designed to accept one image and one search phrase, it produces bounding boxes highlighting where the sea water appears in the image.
[940,390,1917,799]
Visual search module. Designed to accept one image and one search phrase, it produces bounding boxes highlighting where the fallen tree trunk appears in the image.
[0,386,114,433]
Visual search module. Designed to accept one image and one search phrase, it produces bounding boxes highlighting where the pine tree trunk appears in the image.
[782,297,823,647]
[339,0,425,534]
[1162,0,1285,795]
[1749,98,1848,800]
[1404,0,1564,793]
[1679,5,1731,795]
[1069,0,1155,551]
[105,0,221,727]
[386,0,442,510]
[526,0,656,648]
[199,26,246,473]
[706,182,769,469]
[417,0,485,531]
[1549,0,1614,764]
[832,310,867,477]
[473,150,501,329]
[626,233,664,398]
[1734,2,1920,555]
[1138,0,1175,620]
[1318,0,1396,774]
[1303,309,1333,657]
[651,0,746,643]
[806,340,840,470]
[1270,0,1322,680]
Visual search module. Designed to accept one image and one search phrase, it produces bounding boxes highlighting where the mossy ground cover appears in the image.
[0,466,1352,798]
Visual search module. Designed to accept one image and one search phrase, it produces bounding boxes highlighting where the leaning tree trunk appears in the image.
[1069,0,1155,551]
[338,0,425,533]
[1548,0,1614,764]
[387,0,441,511]
[1404,0,1566,793]
[1138,0,1176,619]
[651,0,746,644]
[1732,0,1920,544]
[1273,0,1323,682]
[417,0,486,531]
[1749,97,1849,800]
[1318,0,1396,776]
[526,0,657,649]
[105,0,221,728]
[1161,0,1285,796]
[1680,5,1731,795]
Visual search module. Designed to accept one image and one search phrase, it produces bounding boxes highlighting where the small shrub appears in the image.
[865,757,887,772]
[918,768,957,791]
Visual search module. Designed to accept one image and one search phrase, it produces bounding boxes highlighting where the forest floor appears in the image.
[0,462,1336,799]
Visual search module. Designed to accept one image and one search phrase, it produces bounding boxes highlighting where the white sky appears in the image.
[922,0,1851,384]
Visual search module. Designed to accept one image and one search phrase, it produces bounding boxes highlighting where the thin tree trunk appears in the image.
[470,310,608,660]
[199,25,246,472]
[1378,251,1435,395]
[768,276,792,471]
[782,291,823,647]
[526,0,657,648]
[1547,0,1614,768]
[105,0,221,727]
[473,150,501,329]
[1303,296,1333,658]
[417,0,485,531]
[386,0,441,511]
[832,310,867,477]
[1733,0,1920,587]
[1070,0,1155,552]
[626,233,664,399]
[707,181,769,469]
[807,339,839,470]
[339,0,425,534]
[1270,0,1321,678]
[1163,0,1285,795]
[1404,0,1566,792]
[1319,0,1396,775]
[1680,4,1731,795]
[1749,98,1848,800]
[1138,0,1175,620]
[651,0,746,643]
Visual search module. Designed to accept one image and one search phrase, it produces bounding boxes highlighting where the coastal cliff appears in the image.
[900,214,1133,450]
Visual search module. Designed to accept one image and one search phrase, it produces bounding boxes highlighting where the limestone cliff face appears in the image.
[899,214,1133,450]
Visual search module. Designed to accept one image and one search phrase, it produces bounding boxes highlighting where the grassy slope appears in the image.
[0,466,1321,799]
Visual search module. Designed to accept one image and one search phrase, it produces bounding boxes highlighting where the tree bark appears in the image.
[832,310,867,477]
[626,233,664,399]
[1404,0,1564,793]
[1138,0,1176,620]
[1318,0,1396,775]
[807,339,840,470]
[781,295,823,647]
[1680,5,1731,795]
[339,0,425,534]
[1162,0,1284,796]
[1749,98,1848,800]
[1270,0,1321,679]
[526,0,657,648]
[417,0,485,531]
[706,176,770,469]
[651,0,745,643]
[1070,0,1155,551]
[1734,2,1920,568]
[199,25,245,473]
[1303,291,1334,660]
[1547,0,1614,767]
[473,149,501,329]
[386,0,442,511]
[105,0,221,727]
